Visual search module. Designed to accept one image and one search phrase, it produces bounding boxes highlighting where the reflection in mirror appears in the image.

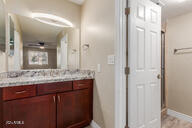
[9,16,14,56]
[0,0,6,72]
[0,0,5,52]
[8,14,80,70]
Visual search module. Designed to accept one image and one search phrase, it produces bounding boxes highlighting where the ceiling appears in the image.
[5,0,82,49]
[162,0,192,22]
[6,0,82,28]
[17,15,63,49]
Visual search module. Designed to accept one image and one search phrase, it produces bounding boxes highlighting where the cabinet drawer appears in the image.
[73,80,93,90]
[37,82,73,95]
[3,85,36,101]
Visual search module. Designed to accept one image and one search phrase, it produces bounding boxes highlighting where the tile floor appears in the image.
[162,115,192,128]
[85,115,192,128]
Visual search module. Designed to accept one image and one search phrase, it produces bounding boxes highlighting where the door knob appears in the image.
[157,74,161,79]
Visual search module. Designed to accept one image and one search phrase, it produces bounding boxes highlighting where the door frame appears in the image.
[114,0,127,127]
[114,0,164,128]
[60,36,68,69]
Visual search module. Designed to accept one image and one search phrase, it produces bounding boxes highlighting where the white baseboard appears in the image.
[90,120,101,128]
[167,109,192,123]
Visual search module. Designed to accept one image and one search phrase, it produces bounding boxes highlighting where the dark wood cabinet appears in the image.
[73,89,90,126]
[57,89,90,128]
[57,91,74,128]
[37,82,73,95]
[3,94,56,128]
[3,85,36,101]
[0,79,93,128]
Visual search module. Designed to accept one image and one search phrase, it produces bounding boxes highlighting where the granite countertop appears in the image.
[0,69,95,88]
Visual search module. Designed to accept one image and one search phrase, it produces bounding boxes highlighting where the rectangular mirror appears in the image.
[0,0,6,72]
[9,16,14,56]
[0,0,5,53]
[6,13,80,70]
[5,0,82,71]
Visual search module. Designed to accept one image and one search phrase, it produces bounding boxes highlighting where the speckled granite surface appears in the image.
[0,69,95,88]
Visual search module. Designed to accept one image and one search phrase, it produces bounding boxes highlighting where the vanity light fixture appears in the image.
[32,13,73,28]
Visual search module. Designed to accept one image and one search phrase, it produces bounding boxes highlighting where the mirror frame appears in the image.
[0,0,8,72]
[8,14,15,57]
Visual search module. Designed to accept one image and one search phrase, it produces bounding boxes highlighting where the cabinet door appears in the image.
[3,94,56,128]
[57,89,90,128]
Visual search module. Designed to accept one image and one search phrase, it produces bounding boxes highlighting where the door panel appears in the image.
[137,4,146,20]
[57,91,74,128]
[73,89,89,125]
[136,27,145,70]
[150,31,158,70]
[57,89,90,128]
[136,84,145,128]
[129,0,161,128]
[3,94,56,128]
[150,9,158,24]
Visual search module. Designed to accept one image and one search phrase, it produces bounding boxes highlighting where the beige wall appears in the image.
[0,0,6,72]
[6,0,81,28]
[57,28,80,69]
[166,12,192,116]
[0,44,5,52]
[23,47,57,69]
[81,0,115,127]
[65,28,80,69]
[0,44,5,73]
[8,14,23,71]
[0,51,6,72]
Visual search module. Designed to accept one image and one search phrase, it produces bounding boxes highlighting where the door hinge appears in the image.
[125,67,130,75]
[125,8,130,15]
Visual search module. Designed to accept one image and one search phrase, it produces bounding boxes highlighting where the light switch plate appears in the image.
[97,64,101,73]
[108,55,115,65]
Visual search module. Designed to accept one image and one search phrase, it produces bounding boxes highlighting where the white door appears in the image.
[128,0,161,128]
[14,31,22,70]
[61,35,68,69]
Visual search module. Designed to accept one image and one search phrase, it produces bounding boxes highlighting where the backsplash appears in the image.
[0,69,95,79]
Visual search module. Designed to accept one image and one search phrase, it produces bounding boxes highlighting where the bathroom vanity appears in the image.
[0,0,96,127]
[0,70,94,128]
